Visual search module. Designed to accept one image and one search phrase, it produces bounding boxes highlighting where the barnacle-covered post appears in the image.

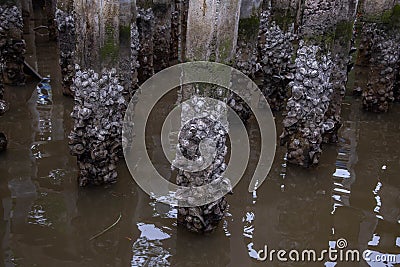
[69,0,135,186]
[136,1,154,83]
[55,0,75,96]
[119,0,137,99]
[153,0,171,72]
[355,2,400,112]
[0,2,26,85]
[170,0,188,62]
[280,0,358,166]
[258,12,296,111]
[280,42,333,167]
[176,0,241,233]
[228,0,262,122]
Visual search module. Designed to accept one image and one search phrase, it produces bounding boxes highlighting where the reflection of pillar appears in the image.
[0,132,6,151]
[395,65,400,102]
[276,164,333,258]
[69,0,132,185]
[0,4,26,85]
[176,0,241,233]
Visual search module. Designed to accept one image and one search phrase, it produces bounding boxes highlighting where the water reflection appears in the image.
[1,13,400,267]
[131,223,172,266]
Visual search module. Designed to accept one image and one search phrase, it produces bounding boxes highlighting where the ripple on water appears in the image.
[27,191,67,229]
[39,168,66,186]
[27,204,52,227]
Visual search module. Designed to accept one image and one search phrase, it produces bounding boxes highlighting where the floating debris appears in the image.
[36,77,52,105]
[89,213,122,241]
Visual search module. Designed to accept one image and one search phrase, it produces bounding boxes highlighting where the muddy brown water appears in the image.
[1,16,400,267]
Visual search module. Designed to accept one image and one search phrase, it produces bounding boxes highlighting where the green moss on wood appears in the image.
[334,21,354,43]
[303,29,335,52]
[218,38,234,64]
[100,26,119,63]
[270,8,296,31]
[238,15,260,40]
[119,25,131,40]
[0,0,16,5]
[362,4,400,30]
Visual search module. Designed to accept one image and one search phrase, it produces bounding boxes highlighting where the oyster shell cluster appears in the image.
[137,8,154,84]
[300,0,342,36]
[260,21,296,111]
[69,66,127,186]
[55,8,75,96]
[257,10,270,57]
[0,5,25,85]
[360,24,400,112]
[323,21,356,143]
[170,0,180,61]
[176,97,229,233]
[130,22,140,95]
[280,41,333,167]
[322,52,350,143]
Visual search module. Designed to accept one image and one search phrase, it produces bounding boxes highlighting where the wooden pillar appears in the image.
[153,0,171,72]
[227,0,263,122]
[356,2,400,112]
[44,0,57,40]
[137,7,154,83]
[170,0,189,62]
[119,0,137,99]
[280,0,358,166]
[69,0,134,186]
[55,0,75,96]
